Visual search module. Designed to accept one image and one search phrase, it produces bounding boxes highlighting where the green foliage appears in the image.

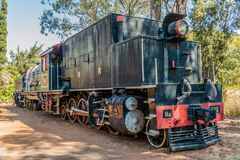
[0,69,20,103]
[0,43,43,103]
[40,0,187,37]
[0,0,7,70]
[0,0,8,103]
[112,0,149,16]
[190,1,240,117]
[9,43,43,75]
[40,0,112,38]
[190,0,240,85]
[40,0,150,38]
[218,35,240,86]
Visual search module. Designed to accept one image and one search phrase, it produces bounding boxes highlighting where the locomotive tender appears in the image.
[14,13,224,151]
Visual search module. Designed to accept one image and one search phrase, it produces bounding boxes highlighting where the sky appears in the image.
[7,0,60,54]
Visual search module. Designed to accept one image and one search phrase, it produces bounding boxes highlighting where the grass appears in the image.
[224,88,240,117]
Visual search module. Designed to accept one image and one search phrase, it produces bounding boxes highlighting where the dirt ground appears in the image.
[0,105,240,160]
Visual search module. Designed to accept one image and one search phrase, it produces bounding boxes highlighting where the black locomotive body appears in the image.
[14,13,224,151]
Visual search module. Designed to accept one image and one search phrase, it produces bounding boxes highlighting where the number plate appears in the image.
[163,109,173,118]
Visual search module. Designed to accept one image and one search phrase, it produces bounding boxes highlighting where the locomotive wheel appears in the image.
[95,118,104,130]
[32,102,37,112]
[94,106,105,130]
[107,125,120,135]
[60,105,67,120]
[67,98,77,123]
[96,125,103,130]
[25,102,29,110]
[77,98,88,125]
[146,117,167,148]
[27,102,32,111]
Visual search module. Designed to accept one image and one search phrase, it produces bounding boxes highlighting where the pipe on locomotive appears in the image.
[205,79,218,101]
[177,78,192,102]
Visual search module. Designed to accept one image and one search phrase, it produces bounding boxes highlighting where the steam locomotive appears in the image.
[14,13,224,151]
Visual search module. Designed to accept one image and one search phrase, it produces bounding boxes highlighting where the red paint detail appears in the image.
[49,99,53,107]
[54,43,62,49]
[44,56,48,71]
[116,16,124,22]
[173,118,180,124]
[172,60,175,68]
[175,19,189,37]
[175,20,181,36]
[156,102,224,129]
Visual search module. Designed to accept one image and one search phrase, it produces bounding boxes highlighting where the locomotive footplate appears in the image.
[168,123,220,151]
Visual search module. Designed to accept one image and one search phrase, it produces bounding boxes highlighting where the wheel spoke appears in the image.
[77,98,88,125]
[146,117,167,148]
[107,125,120,135]
[68,98,77,123]
[60,105,67,120]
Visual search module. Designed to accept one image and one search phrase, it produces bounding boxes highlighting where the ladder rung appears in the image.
[144,98,155,103]
[191,91,205,94]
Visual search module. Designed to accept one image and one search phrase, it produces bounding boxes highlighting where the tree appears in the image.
[0,69,19,103]
[190,0,240,82]
[218,35,240,85]
[150,0,162,20]
[149,0,187,20]
[8,43,43,75]
[40,0,189,37]
[0,43,43,103]
[0,0,7,70]
[172,0,187,14]
[40,0,112,38]
[40,0,150,38]
[113,0,149,16]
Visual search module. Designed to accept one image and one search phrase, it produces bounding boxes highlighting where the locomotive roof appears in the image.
[40,43,62,57]
[63,13,163,44]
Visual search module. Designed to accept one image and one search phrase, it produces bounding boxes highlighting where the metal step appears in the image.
[145,129,160,137]
[144,98,155,104]
[191,91,205,94]
[145,114,156,120]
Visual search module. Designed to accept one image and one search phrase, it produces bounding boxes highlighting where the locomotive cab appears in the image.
[40,44,63,90]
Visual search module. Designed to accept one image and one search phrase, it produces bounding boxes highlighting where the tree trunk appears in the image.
[150,0,162,20]
[172,0,187,14]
